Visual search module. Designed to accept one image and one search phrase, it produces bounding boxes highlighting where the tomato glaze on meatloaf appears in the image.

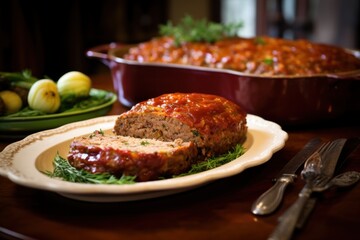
[114,93,247,159]
[67,131,197,181]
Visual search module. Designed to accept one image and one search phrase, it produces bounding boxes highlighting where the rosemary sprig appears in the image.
[45,153,136,184]
[159,15,243,46]
[175,144,245,177]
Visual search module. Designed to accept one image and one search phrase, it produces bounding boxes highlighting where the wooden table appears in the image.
[1,73,359,240]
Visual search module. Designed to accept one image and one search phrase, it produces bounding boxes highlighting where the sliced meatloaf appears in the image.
[114,93,247,158]
[67,131,197,181]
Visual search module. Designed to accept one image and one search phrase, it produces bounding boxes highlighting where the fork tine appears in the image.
[303,141,329,169]
[317,141,331,155]
[314,138,347,187]
[321,140,340,161]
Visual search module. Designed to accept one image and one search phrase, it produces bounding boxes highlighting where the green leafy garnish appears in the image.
[59,89,113,113]
[255,37,266,45]
[89,129,104,138]
[1,107,47,117]
[45,153,136,184]
[0,69,38,89]
[191,130,200,137]
[263,58,274,65]
[141,140,150,146]
[159,15,243,46]
[175,144,245,177]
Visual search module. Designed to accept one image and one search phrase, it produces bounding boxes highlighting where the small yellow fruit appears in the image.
[0,90,23,115]
[57,71,91,99]
[27,79,61,113]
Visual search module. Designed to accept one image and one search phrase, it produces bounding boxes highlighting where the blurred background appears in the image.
[1,0,359,79]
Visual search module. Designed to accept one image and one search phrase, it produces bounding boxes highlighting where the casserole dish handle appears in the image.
[86,43,121,67]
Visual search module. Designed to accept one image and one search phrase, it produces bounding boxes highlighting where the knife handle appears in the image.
[268,185,312,240]
[251,174,296,215]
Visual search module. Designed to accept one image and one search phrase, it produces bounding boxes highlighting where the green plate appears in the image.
[0,88,117,139]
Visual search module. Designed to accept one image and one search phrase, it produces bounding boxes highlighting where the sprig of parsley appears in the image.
[159,15,243,46]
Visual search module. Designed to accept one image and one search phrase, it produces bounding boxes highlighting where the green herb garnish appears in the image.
[45,153,136,184]
[89,129,104,138]
[59,89,112,113]
[176,144,245,177]
[0,69,38,89]
[46,144,245,184]
[191,130,200,137]
[141,140,150,146]
[255,37,266,45]
[159,15,243,46]
[1,107,47,117]
[263,58,274,65]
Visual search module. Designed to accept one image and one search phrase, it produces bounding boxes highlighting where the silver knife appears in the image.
[251,138,322,215]
[268,138,347,240]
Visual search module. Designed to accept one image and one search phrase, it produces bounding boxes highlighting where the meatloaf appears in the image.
[124,36,360,76]
[67,131,197,181]
[113,93,247,159]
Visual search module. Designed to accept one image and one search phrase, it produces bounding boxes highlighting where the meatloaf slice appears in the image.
[114,93,247,158]
[67,131,197,181]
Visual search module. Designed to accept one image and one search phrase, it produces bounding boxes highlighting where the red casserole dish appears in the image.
[86,43,360,126]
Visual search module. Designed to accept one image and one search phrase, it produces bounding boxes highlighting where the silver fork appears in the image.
[268,140,345,240]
